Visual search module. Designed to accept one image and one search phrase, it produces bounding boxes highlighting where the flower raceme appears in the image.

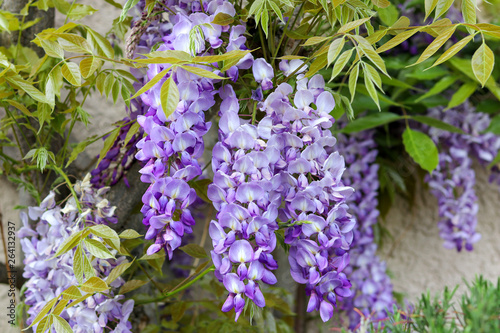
[19,175,134,333]
[207,59,356,322]
[134,0,252,258]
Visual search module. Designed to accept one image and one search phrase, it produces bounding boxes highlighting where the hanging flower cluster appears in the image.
[135,0,252,259]
[19,175,134,332]
[424,101,500,251]
[207,58,356,322]
[336,128,394,327]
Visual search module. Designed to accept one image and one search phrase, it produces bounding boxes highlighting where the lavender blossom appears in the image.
[135,0,252,259]
[336,128,394,328]
[19,175,134,333]
[423,101,500,251]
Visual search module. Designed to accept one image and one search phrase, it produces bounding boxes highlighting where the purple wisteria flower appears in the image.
[208,84,280,320]
[208,59,356,322]
[135,0,252,258]
[19,175,134,333]
[336,128,394,328]
[423,101,500,251]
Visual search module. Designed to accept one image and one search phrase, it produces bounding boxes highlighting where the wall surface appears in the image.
[0,1,499,332]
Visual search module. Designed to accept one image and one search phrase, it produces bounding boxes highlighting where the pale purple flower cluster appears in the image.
[135,0,252,258]
[336,129,394,328]
[207,58,355,322]
[208,84,280,320]
[19,176,134,333]
[261,61,355,322]
[423,101,500,251]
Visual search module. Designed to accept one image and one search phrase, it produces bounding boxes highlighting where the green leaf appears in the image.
[447,81,477,109]
[130,67,170,100]
[86,29,115,58]
[211,12,233,25]
[139,252,165,261]
[39,39,64,58]
[402,128,439,172]
[56,33,92,53]
[96,73,106,94]
[160,76,179,120]
[303,36,331,46]
[471,42,495,87]
[119,0,140,23]
[377,3,399,26]
[112,79,120,104]
[6,99,32,116]
[462,0,476,33]
[338,17,371,34]
[119,229,143,239]
[448,57,500,101]
[412,25,457,66]
[53,230,89,258]
[96,128,120,167]
[340,112,402,133]
[377,29,420,53]
[36,314,52,333]
[52,315,72,333]
[79,56,102,78]
[414,75,457,103]
[89,225,120,244]
[349,63,360,103]
[6,75,50,104]
[188,178,212,203]
[329,48,353,81]
[435,0,454,19]
[61,62,81,86]
[123,121,141,147]
[358,40,388,76]
[80,277,109,294]
[62,286,82,300]
[429,34,474,69]
[364,70,380,111]
[306,53,328,78]
[52,300,69,316]
[192,49,251,64]
[179,243,208,259]
[73,245,84,284]
[327,37,345,66]
[425,0,439,20]
[180,65,225,79]
[84,238,114,259]
[107,260,133,284]
[119,279,148,294]
[25,297,57,329]
[411,115,465,134]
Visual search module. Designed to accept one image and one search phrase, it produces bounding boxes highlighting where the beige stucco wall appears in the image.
[0,0,499,331]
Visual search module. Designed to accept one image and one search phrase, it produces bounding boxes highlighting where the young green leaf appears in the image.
[462,0,477,33]
[87,29,115,58]
[79,56,102,78]
[303,36,331,46]
[338,17,371,34]
[24,297,58,329]
[119,0,140,22]
[376,29,420,53]
[425,0,439,20]
[52,300,69,316]
[39,39,64,59]
[435,0,454,19]
[61,62,81,86]
[160,76,179,119]
[211,12,233,26]
[89,225,120,242]
[62,286,82,300]
[107,260,133,284]
[329,48,353,81]
[429,34,474,69]
[306,53,328,78]
[52,315,73,333]
[84,238,115,259]
[129,67,170,100]
[66,135,98,167]
[56,33,92,54]
[80,277,109,294]
[180,65,225,79]
[412,25,457,66]
[73,245,84,284]
[471,42,494,87]
[364,71,380,111]
[327,37,345,66]
[6,76,50,104]
[349,63,360,102]
[402,128,439,172]
[119,229,143,239]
